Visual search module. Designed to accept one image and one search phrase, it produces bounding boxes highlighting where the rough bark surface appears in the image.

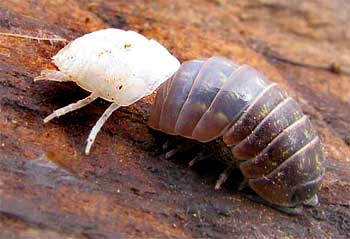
[0,1,349,238]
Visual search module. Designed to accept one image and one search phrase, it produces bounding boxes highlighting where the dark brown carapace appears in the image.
[149,56,325,213]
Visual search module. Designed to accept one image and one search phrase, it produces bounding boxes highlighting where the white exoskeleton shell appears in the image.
[36,28,180,154]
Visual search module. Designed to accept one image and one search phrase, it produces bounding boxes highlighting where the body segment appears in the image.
[36,28,180,154]
[149,56,325,210]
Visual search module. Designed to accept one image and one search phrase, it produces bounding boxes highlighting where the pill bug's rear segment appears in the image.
[149,56,325,212]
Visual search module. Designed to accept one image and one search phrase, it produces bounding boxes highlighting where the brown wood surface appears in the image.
[0,1,349,238]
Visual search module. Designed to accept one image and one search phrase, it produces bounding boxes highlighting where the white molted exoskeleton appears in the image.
[35,28,180,154]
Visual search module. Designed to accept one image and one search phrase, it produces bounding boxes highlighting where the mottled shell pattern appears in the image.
[149,56,325,208]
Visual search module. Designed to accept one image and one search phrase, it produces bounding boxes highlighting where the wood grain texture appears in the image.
[0,0,349,238]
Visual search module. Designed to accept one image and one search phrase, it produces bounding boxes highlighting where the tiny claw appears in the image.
[43,113,56,123]
[162,138,177,150]
[85,139,93,155]
[214,181,223,190]
[188,153,213,167]
[165,148,180,159]
[215,166,233,190]
[188,158,197,167]
[303,195,319,207]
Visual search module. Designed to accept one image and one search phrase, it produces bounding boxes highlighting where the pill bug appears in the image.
[149,56,325,214]
[35,28,180,154]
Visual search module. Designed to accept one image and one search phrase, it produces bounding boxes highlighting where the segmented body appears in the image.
[36,28,180,154]
[149,56,325,208]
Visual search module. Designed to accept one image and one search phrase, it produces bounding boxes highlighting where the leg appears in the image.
[85,103,120,155]
[34,70,70,82]
[215,166,234,190]
[238,178,249,191]
[163,141,198,159]
[44,93,98,123]
[165,147,181,159]
[162,138,178,150]
[188,152,213,167]
[303,195,319,207]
